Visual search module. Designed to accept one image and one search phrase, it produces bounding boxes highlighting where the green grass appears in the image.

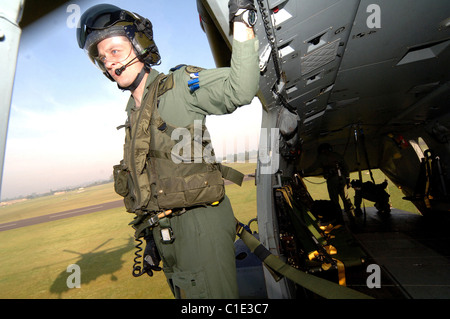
[0,164,417,299]
[0,206,173,299]
[0,164,259,299]
[304,169,418,213]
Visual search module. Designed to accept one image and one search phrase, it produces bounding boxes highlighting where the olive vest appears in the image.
[113,72,243,215]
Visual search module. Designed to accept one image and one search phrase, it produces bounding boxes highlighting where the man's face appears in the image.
[96,36,144,87]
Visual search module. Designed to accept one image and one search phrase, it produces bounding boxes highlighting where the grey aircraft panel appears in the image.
[0,0,24,198]
[199,0,450,298]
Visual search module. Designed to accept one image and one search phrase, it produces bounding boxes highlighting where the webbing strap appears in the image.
[276,186,356,287]
[308,247,346,286]
[237,226,373,299]
[219,164,245,186]
[277,186,327,245]
[336,259,346,286]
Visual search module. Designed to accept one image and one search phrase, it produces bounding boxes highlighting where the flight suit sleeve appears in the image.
[191,37,259,115]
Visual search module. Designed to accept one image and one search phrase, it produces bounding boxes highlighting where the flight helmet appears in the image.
[77,4,161,83]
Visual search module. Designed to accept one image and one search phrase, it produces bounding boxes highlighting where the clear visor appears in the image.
[95,45,132,66]
[94,40,133,71]
[83,26,129,71]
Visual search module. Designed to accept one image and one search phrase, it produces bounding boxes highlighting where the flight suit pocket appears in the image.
[156,170,225,210]
[113,164,129,197]
[113,163,137,213]
[171,269,210,299]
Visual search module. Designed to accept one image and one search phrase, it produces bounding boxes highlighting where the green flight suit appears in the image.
[124,37,259,299]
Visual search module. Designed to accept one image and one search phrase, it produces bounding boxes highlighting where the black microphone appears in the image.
[115,56,139,76]
[115,66,126,76]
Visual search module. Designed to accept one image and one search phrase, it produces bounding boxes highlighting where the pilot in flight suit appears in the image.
[77,1,259,299]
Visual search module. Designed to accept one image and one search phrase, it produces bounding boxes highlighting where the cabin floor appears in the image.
[343,207,450,299]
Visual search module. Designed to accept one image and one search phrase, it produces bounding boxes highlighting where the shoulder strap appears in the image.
[157,73,174,97]
[128,73,170,212]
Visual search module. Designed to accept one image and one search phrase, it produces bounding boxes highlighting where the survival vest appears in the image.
[113,70,243,215]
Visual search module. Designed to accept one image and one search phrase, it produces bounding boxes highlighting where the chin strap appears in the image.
[117,67,148,91]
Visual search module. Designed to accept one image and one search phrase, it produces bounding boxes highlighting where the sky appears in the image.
[1,0,262,200]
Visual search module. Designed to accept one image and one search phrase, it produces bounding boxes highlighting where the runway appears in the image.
[0,199,124,232]
[0,175,256,232]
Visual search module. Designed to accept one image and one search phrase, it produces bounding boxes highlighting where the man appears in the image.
[77,1,259,299]
[351,179,391,215]
[303,143,354,224]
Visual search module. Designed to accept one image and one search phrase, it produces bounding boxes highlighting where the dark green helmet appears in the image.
[77,4,161,80]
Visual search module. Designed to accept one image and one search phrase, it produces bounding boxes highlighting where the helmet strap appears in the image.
[117,67,148,91]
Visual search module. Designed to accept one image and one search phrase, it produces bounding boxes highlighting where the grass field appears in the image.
[0,163,416,299]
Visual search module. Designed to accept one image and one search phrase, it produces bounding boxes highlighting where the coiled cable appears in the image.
[132,238,146,277]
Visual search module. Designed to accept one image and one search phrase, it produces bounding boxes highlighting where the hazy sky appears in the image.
[1,0,262,200]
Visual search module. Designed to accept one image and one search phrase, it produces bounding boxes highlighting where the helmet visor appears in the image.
[78,6,135,49]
